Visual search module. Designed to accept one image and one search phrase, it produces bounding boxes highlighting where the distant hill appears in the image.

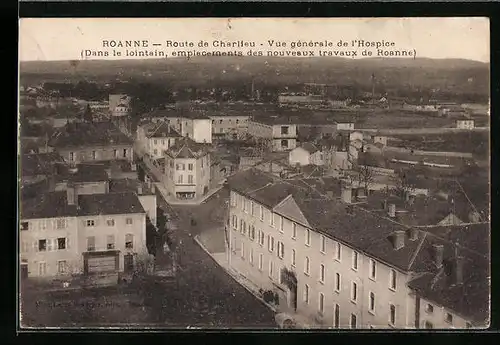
[20,57,489,95]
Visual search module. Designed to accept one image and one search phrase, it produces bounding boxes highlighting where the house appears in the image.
[109,94,131,115]
[136,120,182,159]
[226,168,489,329]
[209,114,250,138]
[456,118,475,130]
[289,143,324,167]
[49,121,134,164]
[163,137,211,201]
[21,152,66,199]
[19,189,148,279]
[53,163,110,195]
[247,117,298,152]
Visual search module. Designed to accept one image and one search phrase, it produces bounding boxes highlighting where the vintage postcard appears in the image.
[18,18,490,330]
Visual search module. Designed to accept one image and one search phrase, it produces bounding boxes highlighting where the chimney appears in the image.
[432,244,444,268]
[67,185,77,206]
[341,183,352,204]
[388,203,396,218]
[151,184,156,194]
[381,199,387,210]
[391,230,405,250]
[137,184,143,195]
[408,228,419,241]
[454,256,465,285]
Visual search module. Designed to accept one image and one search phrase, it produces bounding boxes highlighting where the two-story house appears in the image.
[136,120,182,159]
[163,137,211,201]
[20,187,148,279]
[248,117,298,152]
[49,122,134,164]
[288,143,324,167]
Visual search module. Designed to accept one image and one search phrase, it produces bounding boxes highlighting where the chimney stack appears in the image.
[151,184,156,194]
[341,183,352,204]
[67,185,77,206]
[408,228,419,241]
[432,244,444,268]
[388,203,396,218]
[391,231,405,250]
[454,256,465,285]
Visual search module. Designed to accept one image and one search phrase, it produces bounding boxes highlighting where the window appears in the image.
[258,231,265,246]
[351,282,358,302]
[281,126,289,135]
[154,139,157,145]
[188,175,194,184]
[281,140,288,148]
[107,219,115,227]
[369,292,375,313]
[243,199,248,213]
[57,260,67,274]
[87,236,95,251]
[279,216,284,233]
[162,139,165,145]
[153,149,158,155]
[389,304,396,326]
[107,235,115,250]
[188,163,193,171]
[304,256,310,275]
[425,304,434,313]
[38,262,47,276]
[231,192,237,207]
[268,260,274,278]
[319,264,325,283]
[335,273,341,292]
[126,218,133,225]
[69,152,74,161]
[86,220,95,227]
[350,314,357,329]
[123,149,127,158]
[277,241,285,259]
[291,249,296,267]
[57,238,66,250]
[258,253,263,271]
[320,235,326,253]
[335,242,342,261]
[249,248,254,265]
[352,251,358,270]
[304,284,310,304]
[268,235,275,252]
[241,242,245,259]
[242,221,247,235]
[113,149,117,158]
[240,219,244,232]
[292,223,297,239]
[369,259,376,280]
[424,321,433,329]
[251,201,254,216]
[334,304,340,328]
[259,206,264,221]
[177,175,183,183]
[445,313,453,324]
[176,163,181,171]
[125,234,134,249]
[249,225,255,241]
[390,269,397,291]
[92,151,96,160]
[38,239,47,252]
[318,292,325,314]
[270,212,274,226]
[232,215,237,229]
[305,229,311,246]
[21,222,29,231]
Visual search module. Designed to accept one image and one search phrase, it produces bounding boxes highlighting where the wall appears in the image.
[193,119,213,144]
[272,138,297,152]
[58,144,134,164]
[248,121,273,139]
[138,194,157,226]
[416,296,471,329]
[77,213,147,272]
[289,147,311,167]
[210,115,250,135]
[20,216,81,277]
[149,136,177,159]
[272,124,298,140]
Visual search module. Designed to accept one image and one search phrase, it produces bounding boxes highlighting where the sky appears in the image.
[19,18,490,62]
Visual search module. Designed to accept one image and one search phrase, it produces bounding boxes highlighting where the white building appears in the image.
[248,117,298,152]
[456,118,475,129]
[136,120,182,159]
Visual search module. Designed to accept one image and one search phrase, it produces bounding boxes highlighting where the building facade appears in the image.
[136,120,182,159]
[209,115,250,137]
[248,119,298,152]
[456,119,475,129]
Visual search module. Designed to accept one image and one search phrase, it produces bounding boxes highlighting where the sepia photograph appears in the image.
[18,17,490,330]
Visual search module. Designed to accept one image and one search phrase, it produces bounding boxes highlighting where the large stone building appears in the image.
[136,120,182,159]
[226,168,489,329]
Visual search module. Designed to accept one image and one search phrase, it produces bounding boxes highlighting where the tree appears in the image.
[83,104,93,122]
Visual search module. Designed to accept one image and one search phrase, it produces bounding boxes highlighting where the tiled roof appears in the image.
[165,137,210,159]
[21,152,65,177]
[55,163,109,183]
[78,192,145,217]
[300,142,319,154]
[49,121,133,148]
[141,121,182,138]
[20,191,145,219]
[109,178,154,195]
